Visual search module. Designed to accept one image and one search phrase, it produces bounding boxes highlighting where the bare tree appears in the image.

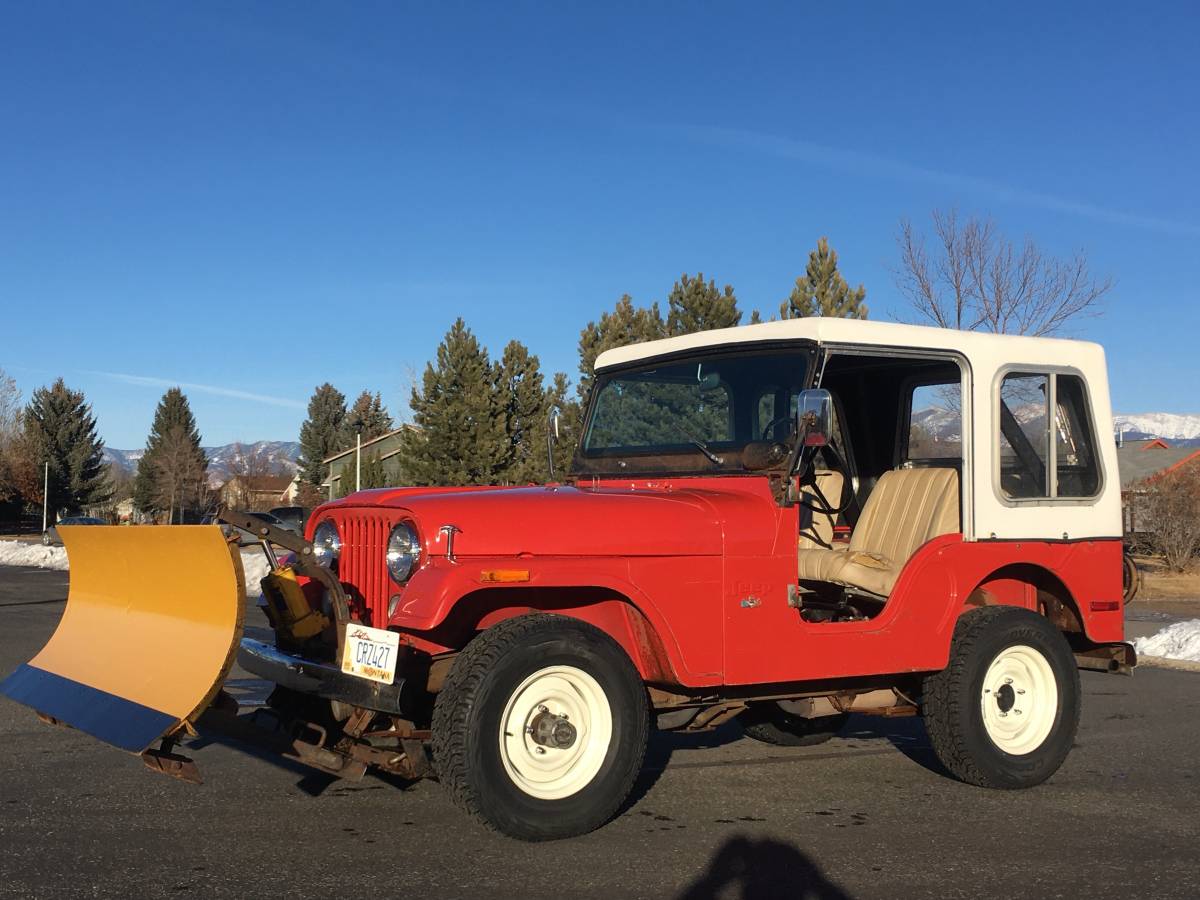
[0,369,23,502]
[894,210,1113,336]
[223,442,284,511]
[151,425,209,524]
[1143,467,1200,572]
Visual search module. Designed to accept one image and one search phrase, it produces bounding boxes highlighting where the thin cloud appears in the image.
[675,124,1200,238]
[89,371,305,410]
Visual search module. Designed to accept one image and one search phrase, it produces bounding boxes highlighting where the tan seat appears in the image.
[797,467,960,597]
[797,469,844,550]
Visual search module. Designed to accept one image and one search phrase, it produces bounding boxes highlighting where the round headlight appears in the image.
[312,520,341,569]
[387,522,420,583]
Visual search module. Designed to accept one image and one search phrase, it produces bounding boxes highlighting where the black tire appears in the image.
[923,606,1080,789]
[1122,550,1140,605]
[431,613,649,841]
[740,706,849,747]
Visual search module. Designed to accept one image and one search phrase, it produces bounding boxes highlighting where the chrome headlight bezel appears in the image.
[312,520,342,569]
[386,521,421,583]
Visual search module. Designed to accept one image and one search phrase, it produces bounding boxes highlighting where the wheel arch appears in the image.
[963,563,1084,634]
[425,586,681,684]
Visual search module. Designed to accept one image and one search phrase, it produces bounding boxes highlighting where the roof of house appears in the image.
[321,427,410,465]
[226,474,294,491]
[594,317,1105,372]
[1116,440,1200,488]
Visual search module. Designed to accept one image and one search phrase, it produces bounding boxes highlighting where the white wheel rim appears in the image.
[498,665,613,800]
[980,644,1058,755]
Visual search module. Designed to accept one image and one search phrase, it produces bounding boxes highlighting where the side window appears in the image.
[997,371,1100,500]
[906,382,962,461]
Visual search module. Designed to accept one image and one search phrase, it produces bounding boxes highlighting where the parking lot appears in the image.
[1,565,1198,899]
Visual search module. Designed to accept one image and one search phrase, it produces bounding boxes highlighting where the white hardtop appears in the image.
[594,317,1120,544]
[594,317,1104,373]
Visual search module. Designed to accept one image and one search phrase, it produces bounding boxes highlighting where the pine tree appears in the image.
[133,388,208,521]
[666,273,741,336]
[22,379,111,515]
[298,384,349,487]
[545,372,579,480]
[347,391,393,440]
[400,319,507,486]
[780,237,868,320]
[577,295,666,401]
[494,340,551,484]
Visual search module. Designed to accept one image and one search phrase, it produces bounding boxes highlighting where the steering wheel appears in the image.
[760,414,792,441]
[799,443,857,517]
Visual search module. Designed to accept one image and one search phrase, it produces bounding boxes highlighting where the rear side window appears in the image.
[997,371,1100,500]
[906,382,962,461]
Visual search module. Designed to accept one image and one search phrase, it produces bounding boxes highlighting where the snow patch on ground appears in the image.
[0,539,268,599]
[0,541,69,570]
[1133,619,1200,663]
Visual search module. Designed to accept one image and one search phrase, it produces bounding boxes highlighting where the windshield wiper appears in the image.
[680,431,724,466]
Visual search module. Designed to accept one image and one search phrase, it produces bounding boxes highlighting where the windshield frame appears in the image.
[570,340,817,479]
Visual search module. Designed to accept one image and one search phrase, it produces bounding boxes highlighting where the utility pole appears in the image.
[356,430,362,492]
[41,461,49,532]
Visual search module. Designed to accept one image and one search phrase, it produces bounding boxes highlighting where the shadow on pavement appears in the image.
[838,713,949,778]
[677,834,854,900]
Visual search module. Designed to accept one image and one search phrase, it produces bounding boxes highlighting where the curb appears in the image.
[1136,654,1200,673]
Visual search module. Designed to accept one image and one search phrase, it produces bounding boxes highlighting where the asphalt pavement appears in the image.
[0,566,1197,900]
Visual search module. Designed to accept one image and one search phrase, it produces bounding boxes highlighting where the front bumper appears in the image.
[237,638,409,714]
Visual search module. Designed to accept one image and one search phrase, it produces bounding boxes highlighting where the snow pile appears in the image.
[239,549,271,600]
[0,539,268,599]
[0,541,69,570]
[1133,619,1200,663]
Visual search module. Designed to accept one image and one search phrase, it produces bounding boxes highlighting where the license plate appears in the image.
[341,624,400,685]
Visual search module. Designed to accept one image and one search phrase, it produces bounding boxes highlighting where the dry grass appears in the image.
[1134,555,1200,601]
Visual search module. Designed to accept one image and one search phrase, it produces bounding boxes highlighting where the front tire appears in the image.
[431,614,649,841]
[923,606,1080,789]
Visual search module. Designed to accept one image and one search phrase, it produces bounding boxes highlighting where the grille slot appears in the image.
[334,512,394,627]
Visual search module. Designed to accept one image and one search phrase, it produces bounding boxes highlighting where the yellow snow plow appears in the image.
[0,525,247,763]
[0,511,426,784]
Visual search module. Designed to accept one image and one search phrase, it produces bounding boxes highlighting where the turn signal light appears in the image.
[479,569,531,584]
[1089,600,1121,612]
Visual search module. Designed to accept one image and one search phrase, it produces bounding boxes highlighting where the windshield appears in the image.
[577,347,812,475]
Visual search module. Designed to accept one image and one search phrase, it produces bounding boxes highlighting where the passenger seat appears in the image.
[797,467,959,597]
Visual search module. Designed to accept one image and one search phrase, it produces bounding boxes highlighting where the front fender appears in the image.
[390,555,723,687]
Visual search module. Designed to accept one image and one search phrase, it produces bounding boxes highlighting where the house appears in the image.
[322,427,409,498]
[1116,437,1200,537]
[219,474,295,511]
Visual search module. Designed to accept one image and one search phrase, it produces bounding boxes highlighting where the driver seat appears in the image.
[797,467,959,597]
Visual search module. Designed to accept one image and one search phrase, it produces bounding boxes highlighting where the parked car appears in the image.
[42,516,105,546]
[267,506,311,535]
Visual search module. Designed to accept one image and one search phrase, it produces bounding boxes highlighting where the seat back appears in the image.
[848,467,959,564]
[797,469,844,550]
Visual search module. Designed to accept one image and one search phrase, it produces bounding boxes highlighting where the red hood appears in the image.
[318,480,780,558]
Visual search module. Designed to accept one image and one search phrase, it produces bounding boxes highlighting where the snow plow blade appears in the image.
[0,525,245,754]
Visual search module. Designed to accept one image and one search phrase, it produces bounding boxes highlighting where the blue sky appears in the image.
[2,1,1197,449]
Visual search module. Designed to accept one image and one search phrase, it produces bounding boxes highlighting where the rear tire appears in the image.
[923,606,1080,789]
[1122,550,1140,605]
[431,614,649,841]
[740,706,849,747]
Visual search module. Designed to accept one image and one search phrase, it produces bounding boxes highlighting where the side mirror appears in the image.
[796,389,833,447]
[546,406,562,481]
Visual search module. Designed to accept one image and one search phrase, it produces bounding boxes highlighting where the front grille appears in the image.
[333,511,396,627]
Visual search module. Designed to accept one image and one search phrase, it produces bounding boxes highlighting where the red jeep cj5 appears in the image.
[5,318,1135,842]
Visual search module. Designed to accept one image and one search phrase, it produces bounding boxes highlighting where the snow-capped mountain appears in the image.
[104,440,301,485]
[1113,413,1200,442]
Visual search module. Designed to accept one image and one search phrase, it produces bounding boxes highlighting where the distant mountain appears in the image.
[104,440,301,486]
[911,407,1200,448]
[1113,412,1200,443]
